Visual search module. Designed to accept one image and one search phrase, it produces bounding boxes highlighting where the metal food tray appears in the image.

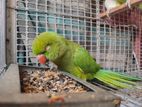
[0,64,121,107]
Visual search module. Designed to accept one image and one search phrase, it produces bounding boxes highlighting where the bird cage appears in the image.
[15,0,97,65]
[8,0,142,77]
[0,0,6,72]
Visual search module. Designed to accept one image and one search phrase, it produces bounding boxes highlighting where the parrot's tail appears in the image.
[94,69,142,89]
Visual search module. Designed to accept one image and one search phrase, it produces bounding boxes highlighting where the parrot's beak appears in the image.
[37,54,48,64]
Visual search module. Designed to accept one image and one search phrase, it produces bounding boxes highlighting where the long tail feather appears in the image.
[94,69,142,89]
[102,70,142,81]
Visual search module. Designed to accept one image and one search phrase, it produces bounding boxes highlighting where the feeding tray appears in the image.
[0,64,121,107]
[20,67,92,94]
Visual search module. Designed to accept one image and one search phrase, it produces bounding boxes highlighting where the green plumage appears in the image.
[117,0,142,10]
[138,3,142,10]
[32,32,141,89]
[117,0,126,4]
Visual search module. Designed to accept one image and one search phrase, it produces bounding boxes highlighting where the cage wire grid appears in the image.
[15,0,142,77]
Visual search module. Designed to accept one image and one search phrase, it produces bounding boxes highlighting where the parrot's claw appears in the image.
[48,62,58,70]
[126,0,131,8]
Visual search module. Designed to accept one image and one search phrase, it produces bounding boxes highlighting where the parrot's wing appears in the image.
[73,47,99,75]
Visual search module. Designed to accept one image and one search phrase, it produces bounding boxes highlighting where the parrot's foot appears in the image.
[126,0,131,8]
[49,62,58,70]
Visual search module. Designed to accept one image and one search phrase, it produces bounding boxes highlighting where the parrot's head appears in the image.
[32,32,67,64]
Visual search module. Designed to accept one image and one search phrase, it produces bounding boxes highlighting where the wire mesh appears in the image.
[99,1,142,76]
[16,0,97,66]
[15,0,142,76]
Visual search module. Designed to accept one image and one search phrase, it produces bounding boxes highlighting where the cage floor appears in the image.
[91,81,142,107]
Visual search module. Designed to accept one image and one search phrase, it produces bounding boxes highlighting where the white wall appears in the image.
[0,0,6,70]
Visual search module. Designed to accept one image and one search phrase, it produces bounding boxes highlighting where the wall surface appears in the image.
[6,0,17,64]
[0,0,6,70]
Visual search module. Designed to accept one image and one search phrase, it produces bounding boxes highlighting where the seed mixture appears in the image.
[20,69,90,95]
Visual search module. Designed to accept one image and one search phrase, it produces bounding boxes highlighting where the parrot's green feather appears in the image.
[100,70,142,81]
[73,47,100,79]
[95,70,140,88]
[138,3,142,10]
[32,32,59,55]
[117,0,142,10]
[32,32,142,89]
[117,0,126,4]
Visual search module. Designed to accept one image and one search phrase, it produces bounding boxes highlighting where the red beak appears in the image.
[37,54,47,64]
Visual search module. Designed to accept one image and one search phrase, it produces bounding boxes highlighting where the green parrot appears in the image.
[120,0,142,10]
[32,32,141,89]
[105,0,142,12]
[138,3,142,10]
[117,0,131,8]
[104,0,131,17]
